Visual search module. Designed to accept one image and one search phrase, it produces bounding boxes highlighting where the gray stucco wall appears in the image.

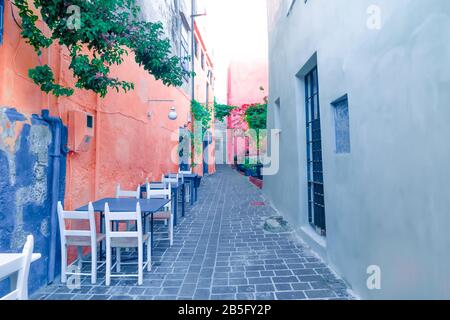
[265,0,450,299]
[139,0,193,96]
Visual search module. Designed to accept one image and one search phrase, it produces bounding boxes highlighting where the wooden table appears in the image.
[141,181,185,226]
[77,198,171,257]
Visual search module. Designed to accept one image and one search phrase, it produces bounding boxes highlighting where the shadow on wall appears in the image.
[0,108,66,296]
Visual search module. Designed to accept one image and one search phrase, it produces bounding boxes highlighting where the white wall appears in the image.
[265,0,450,299]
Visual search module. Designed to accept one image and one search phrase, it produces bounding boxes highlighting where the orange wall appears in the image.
[193,23,216,175]
[0,1,214,215]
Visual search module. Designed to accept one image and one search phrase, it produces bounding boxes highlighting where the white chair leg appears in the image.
[146,237,152,272]
[169,215,174,246]
[91,245,97,284]
[61,245,67,283]
[106,240,111,286]
[116,248,121,272]
[138,245,143,285]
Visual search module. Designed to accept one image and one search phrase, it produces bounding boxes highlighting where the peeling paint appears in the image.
[0,107,64,296]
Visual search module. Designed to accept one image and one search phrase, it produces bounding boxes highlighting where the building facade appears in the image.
[265,0,450,299]
[226,59,269,164]
[0,0,214,295]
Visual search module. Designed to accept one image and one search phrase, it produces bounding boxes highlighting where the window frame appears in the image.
[331,94,351,154]
[179,13,190,80]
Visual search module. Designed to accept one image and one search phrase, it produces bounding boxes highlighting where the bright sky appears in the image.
[201,0,269,103]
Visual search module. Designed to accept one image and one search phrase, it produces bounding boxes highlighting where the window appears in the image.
[286,0,297,16]
[274,98,282,130]
[180,15,190,79]
[305,66,326,236]
[332,95,351,154]
[194,38,199,59]
[201,52,205,70]
[209,71,213,85]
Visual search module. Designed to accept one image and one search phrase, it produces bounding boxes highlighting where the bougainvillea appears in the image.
[13,0,190,97]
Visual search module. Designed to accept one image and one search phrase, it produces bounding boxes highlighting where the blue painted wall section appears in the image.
[0,0,4,45]
[0,107,67,296]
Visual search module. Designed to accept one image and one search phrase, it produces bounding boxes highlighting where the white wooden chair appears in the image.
[146,184,174,246]
[0,235,34,300]
[146,182,166,195]
[116,184,140,199]
[104,202,151,286]
[162,173,179,185]
[178,170,192,203]
[57,202,105,284]
[116,184,140,231]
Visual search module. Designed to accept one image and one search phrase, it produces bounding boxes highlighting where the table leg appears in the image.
[173,189,178,226]
[195,182,198,202]
[151,213,154,250]
[190,180,194,204]
[100,212,104,259]
[181,183,186,217]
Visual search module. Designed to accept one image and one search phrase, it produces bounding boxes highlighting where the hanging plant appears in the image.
[12,0,191,97]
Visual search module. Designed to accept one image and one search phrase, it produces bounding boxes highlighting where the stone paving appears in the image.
[32,165,352,300]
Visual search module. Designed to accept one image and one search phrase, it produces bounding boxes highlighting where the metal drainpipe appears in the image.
[42,109,65,284]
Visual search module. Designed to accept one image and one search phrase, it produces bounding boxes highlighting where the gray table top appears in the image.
[76,198,170,214]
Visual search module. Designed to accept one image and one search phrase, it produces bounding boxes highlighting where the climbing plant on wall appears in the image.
[12,0,190,97]
[191,99,212,131]
[214,98,235,122]
[245,102,267,161]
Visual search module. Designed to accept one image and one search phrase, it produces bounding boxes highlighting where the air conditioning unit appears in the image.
[68,110,94,153]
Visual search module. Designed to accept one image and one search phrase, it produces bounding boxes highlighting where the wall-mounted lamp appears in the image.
[147,99,177,121]
[168,107,178,121]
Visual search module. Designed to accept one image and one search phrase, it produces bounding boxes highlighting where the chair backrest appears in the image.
[177,173,185,184]
[116,184,140,199]
[146,182,165,196]
[57,201,97,243]
[104,203,142,241]
[162,173,178,185]
[146,184,171,211]
[1,235,34,300]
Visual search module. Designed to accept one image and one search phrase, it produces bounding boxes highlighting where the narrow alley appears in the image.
[32,166,351,300]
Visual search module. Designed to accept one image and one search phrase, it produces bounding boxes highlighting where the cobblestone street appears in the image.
[32,166,352,300]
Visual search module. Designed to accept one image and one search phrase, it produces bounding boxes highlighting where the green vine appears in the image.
[13,0,190,97]
[245,102,267,161]
[214,97,235,122]
[245,103,267,131]
[191,99,212,131]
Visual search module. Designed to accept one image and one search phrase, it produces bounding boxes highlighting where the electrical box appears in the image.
[68,110,94,153]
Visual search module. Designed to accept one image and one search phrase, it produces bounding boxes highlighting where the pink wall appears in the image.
[227,59,269,106]
[226,59,268,163]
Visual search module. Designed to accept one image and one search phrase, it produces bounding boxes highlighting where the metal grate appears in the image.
[305,67,326,236]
